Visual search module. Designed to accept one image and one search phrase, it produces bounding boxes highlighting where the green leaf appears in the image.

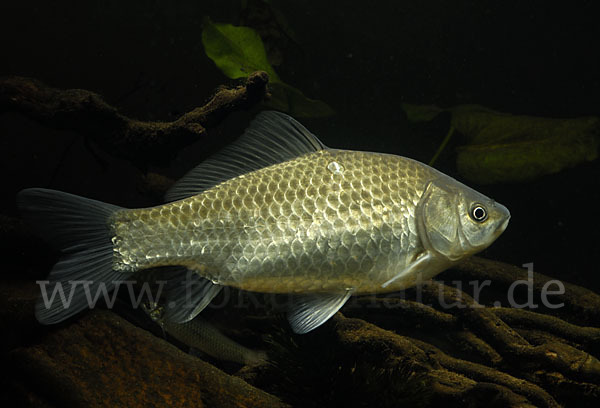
[453,109,599,184]
[201,19,334,118]
[402,103,599,183]
[201,19,279,81]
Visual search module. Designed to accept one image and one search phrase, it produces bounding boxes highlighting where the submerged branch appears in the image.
[0,72,269,165]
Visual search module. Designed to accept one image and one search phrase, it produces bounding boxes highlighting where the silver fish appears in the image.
[142,302,268,366]
[18,111,510,333]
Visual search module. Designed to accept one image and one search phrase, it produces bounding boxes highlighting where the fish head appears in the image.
[417,177,510,262]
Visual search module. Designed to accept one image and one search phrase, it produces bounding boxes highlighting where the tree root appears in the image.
[330,314,559,407]
[492,307,600,353]
[452,256,600,325]
[336,260,600,407]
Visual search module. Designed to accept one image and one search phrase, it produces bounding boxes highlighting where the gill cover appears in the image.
[417,181,461,260]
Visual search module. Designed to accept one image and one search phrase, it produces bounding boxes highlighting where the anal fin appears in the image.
[287,291,353,334]
[163,270,222,323]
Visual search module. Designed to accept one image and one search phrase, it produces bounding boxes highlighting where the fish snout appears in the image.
[493,202,511,235]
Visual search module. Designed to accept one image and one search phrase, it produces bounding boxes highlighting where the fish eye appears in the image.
[470,204,488,222]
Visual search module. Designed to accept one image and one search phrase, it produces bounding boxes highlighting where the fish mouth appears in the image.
[496,204,511,235]
[498,216,510,234]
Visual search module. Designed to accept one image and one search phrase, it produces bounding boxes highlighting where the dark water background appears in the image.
[1,1,598,297]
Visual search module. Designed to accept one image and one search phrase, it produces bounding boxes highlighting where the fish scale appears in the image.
[111,149,430,294]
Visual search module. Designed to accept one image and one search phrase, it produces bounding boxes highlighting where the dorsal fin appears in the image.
[165,111,325,202]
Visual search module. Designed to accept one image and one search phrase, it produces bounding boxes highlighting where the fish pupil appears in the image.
[471,205,487,222]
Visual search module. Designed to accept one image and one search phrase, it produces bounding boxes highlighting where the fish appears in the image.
[17,111,510,334]
[142,302,268,366]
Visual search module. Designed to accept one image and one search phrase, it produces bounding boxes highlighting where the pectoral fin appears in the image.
[381,251,434,288]
[287,291,353,334]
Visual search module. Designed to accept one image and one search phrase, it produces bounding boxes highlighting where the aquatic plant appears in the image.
[202,18,334,118]
[403,103,599,184]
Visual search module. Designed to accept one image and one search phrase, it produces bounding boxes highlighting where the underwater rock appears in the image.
[0,281,40,353]
[4,300,286,408]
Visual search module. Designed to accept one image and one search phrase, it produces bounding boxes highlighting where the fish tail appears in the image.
[17,188,123,324]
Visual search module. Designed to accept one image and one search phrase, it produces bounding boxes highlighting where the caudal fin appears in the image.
[17,188,123,324]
